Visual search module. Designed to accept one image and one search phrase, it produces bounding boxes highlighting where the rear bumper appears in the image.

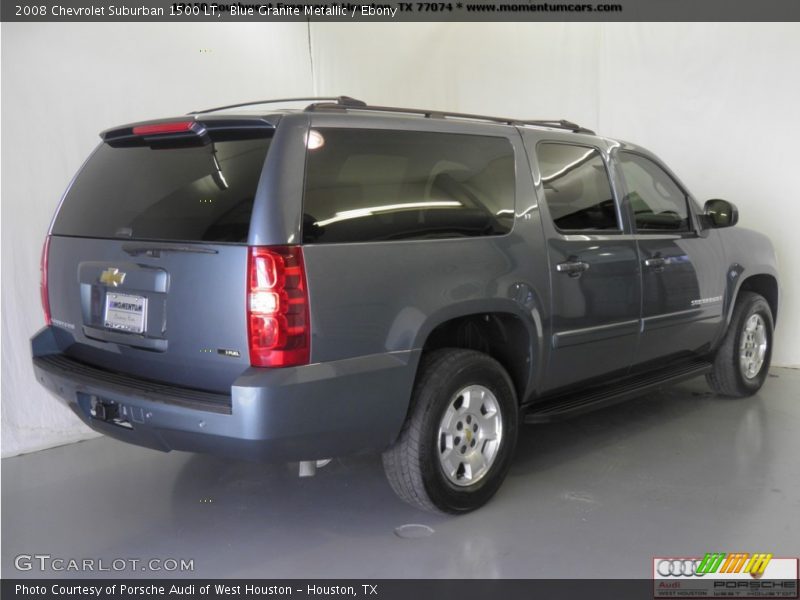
[31,327,418,461]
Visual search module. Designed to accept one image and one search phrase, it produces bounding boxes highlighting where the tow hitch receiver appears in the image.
[90,398,133,429]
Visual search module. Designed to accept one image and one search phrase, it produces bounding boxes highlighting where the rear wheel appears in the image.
[382,349,518,514]
[707,291,773,397]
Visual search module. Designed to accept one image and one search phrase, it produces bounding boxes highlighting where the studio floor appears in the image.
[2,368,798,579]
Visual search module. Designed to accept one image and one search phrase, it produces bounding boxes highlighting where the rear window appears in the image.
[52,134,272,243]
[536,142,619,232]
[302,128,515,244]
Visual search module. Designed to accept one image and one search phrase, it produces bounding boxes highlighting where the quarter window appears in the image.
[617,152,691,232]
[302,128,515,244]
[536,143,619,232]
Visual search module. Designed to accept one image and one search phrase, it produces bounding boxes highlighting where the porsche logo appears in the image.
[99,268,126,287]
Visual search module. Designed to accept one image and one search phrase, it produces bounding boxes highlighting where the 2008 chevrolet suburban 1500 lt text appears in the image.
[32,96,779,513]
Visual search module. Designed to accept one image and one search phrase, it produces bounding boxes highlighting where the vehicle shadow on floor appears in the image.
[168,375,772,525]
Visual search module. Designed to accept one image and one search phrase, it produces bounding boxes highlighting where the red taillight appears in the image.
[132,121,196,136]
[40,235,51,326]
[247,246,310,368]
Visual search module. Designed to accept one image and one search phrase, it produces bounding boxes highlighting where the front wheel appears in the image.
[707,291,774,397]
[382,349,519,514]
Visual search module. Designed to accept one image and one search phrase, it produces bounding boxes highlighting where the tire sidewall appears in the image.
[733,297,774,392]
[417,356,518,513]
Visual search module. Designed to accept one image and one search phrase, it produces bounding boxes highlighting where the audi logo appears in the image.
[657,559,706,577]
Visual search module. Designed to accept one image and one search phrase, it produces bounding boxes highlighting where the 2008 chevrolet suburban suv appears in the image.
[32,96,779,513]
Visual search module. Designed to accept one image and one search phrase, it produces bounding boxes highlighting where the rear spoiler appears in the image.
[101,117,276,148]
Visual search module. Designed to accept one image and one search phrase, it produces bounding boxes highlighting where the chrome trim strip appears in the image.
[552,319,639,349]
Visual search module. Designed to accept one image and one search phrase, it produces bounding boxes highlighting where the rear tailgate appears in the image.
[45,118,274,393]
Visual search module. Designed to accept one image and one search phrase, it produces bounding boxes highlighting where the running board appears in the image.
[524,360,712,424]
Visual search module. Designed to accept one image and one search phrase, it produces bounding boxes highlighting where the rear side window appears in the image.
[302,128,515,243]
[52,135,272,243]
[536,143,619,232]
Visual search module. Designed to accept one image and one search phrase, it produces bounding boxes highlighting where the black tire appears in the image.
[382,348,519,514]
[706,291,774,397]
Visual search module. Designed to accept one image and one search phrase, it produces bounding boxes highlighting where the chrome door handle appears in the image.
[556,260,590,277]
[644,257,666,270]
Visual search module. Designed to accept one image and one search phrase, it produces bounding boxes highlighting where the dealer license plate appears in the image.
[104,292,147,334]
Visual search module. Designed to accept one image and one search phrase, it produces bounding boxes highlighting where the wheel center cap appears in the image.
[465,429,473,443]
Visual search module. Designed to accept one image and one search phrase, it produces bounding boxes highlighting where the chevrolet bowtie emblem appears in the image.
[99,267,126,287]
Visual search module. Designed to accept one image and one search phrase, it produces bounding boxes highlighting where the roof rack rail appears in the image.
[188,95,594,134]
[304,99,595,134]
[188,96,366,115]
[523,119,595,135]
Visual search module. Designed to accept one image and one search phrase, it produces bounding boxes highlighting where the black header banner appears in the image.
[2,0,800,22]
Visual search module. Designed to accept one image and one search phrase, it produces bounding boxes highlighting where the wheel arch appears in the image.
[728,272,779,327]
[412,301,544,404]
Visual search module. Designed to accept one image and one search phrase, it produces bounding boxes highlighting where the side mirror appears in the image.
[703,199,739,228]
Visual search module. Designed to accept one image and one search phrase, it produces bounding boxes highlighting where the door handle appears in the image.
[556,260,590,277]
[644,256,666,270]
